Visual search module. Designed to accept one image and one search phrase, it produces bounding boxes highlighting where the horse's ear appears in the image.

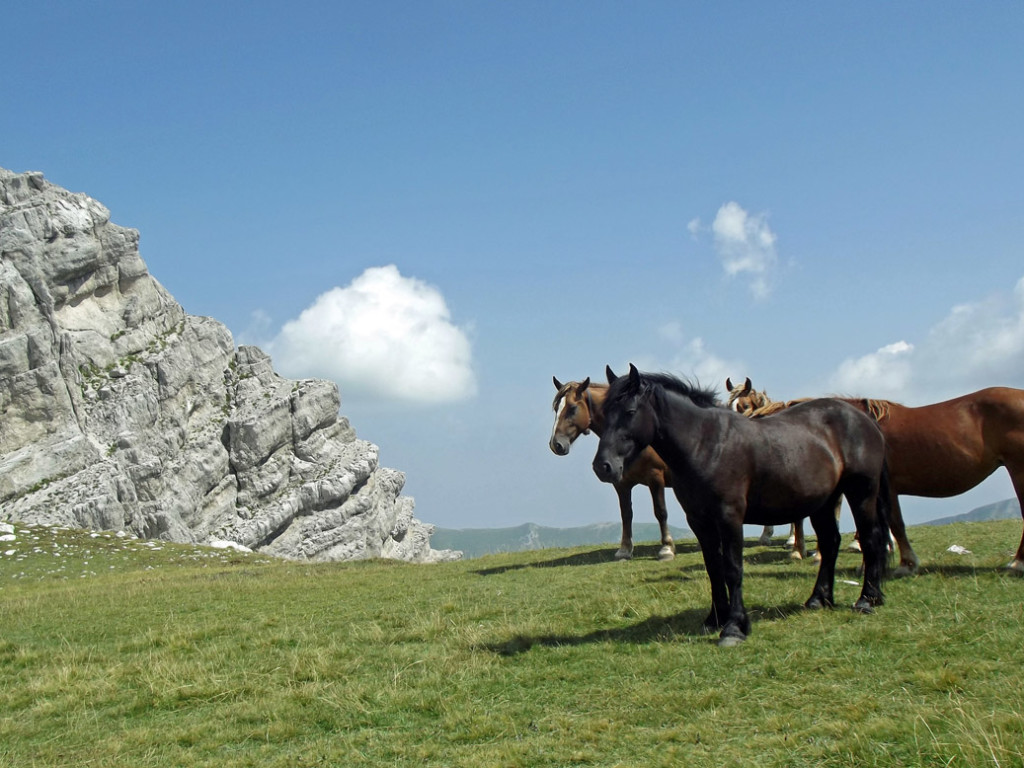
[553,376,563,390]
[605,365,617,384]
[628,363,641,391]
[726,377,734,392]
[742,377,752,395]
[576,377,590,394]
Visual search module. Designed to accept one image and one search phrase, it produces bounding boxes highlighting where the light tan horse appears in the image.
[551,377,675,560]
[726,377,1024,574]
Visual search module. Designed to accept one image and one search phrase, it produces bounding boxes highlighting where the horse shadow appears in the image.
[482,601,807,656]
[472,541,704,577]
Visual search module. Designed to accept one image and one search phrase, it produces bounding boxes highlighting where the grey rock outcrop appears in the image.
[0,167,459,563]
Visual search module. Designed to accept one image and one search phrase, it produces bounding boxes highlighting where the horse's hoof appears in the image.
[614,549,633,561]
[852,599,875,614]
[789,550,803,561]
[718,634,745,648]
[658,547,675,562]
[1005,560,1024,575]
[849,540,863,553]
[804,596,833,610]
[892,565,914,578]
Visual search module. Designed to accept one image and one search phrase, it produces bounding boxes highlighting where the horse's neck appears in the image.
[586,384,610,435]
[650,389,725,469]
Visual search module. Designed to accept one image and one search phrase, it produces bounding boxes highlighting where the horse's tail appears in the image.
[876,457,894,574]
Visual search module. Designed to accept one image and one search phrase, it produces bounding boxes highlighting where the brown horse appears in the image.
[551,377,675,561]
[727,377,1024,574]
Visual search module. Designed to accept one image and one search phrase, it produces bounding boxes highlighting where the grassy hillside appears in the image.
[2,520,1023,767]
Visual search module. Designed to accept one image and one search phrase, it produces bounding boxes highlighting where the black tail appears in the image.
[876,458,894,575]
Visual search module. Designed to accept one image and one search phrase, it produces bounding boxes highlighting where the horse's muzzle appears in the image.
[550,436,571,456]
[592,456,622,484]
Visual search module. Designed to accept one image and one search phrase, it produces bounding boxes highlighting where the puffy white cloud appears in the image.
[828,341,915,398]
[711,202,778,298]
[827,276,1024,403]
[264,265,476,404]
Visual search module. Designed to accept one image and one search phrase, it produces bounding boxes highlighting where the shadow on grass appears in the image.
[472,541,704,576]
[482,601,809,655]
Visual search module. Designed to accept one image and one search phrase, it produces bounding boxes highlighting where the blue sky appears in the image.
[5,2,1023,532]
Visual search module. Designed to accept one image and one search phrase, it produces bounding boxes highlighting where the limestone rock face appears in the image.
[0,168,459,563]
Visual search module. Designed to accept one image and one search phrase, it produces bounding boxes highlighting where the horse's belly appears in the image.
[891,456,1000,498]
[743,497,829,527]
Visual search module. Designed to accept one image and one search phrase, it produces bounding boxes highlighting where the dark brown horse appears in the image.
[551,377,675,560]
[593,365,892,646]
[728,377,1024,574]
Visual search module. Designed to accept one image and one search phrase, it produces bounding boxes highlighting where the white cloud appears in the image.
[827,276,1024,403]
[263,265,476,404]
[711,201,778,299]
[628,325,744,394]
[828,341,915,398]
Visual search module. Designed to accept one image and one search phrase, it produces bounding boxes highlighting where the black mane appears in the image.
[608,369,721,409]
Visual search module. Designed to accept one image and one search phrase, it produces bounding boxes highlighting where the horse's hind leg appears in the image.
[888,493,920,576]
[648,482,675,561]
[1005,467,1024,573]
[790,522,807,560]
[758,526,774,546]
[614,484,634,560]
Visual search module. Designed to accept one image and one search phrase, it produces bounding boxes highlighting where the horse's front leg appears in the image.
[648,480,675,561]
[805,505,841,609]
[848,490,888,612]
[614,483,634,560]
[686,512,728,634]
[717,511,751,647]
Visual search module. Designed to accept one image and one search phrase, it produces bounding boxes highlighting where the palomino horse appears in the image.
[727,377,1024,574]
[551,377,675,561]
[593,365,891,646]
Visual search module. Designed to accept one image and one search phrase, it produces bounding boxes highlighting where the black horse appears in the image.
[592,364,891,647]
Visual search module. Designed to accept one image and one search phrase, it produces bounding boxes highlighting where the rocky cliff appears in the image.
[0,168,459,563]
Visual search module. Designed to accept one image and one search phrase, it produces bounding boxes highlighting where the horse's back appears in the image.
[741,398,886,507]
[875,386,1024,495]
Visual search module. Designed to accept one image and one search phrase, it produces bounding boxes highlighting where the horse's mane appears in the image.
[748,393,897,422]
[608,370,721,409]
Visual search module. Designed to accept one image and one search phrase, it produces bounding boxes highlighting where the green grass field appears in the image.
[2,520,1023,767]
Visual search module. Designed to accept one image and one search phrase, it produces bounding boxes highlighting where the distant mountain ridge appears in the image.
[430,522,693,559]
[922,498,1021,526]
[438,498,1022,558]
